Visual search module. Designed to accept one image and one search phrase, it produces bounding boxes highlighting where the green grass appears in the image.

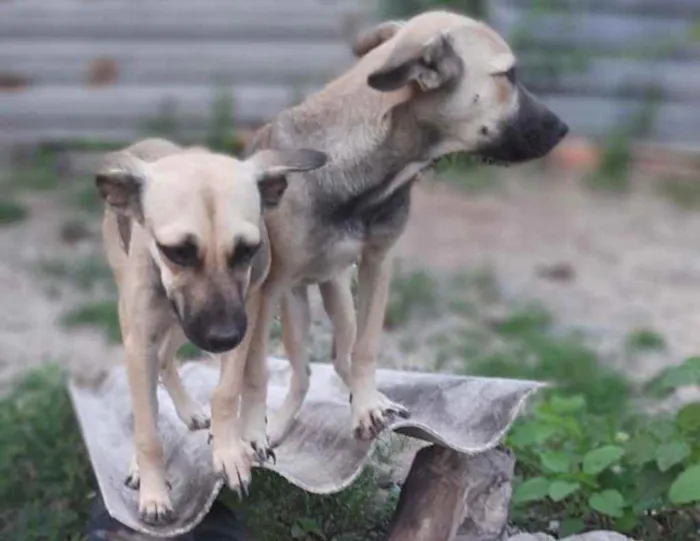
[69,182,104,214]
[1,150,61,194]
[0,200,29,226]
[38,257,113,293]
[658,176,700,211]
[0,365,95,541]
[222,465,397,541]
[384,266,438,329]
[626,328,666,352]
[61,300,121,343]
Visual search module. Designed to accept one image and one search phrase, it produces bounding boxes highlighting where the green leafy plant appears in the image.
[507,357,700,540]
[207,85,243,154]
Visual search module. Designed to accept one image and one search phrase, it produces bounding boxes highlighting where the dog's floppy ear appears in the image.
[353,20,403,57]
[249,149,327,209]
[95,151,149,223]
[368,31,462,92]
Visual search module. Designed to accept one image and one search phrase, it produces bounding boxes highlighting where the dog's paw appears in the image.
[351,391,409,441]
[139,493,176,526]
[212,436,256,497]
[184,411,211,431]
[173,401,211,431]
[125,455,140,490]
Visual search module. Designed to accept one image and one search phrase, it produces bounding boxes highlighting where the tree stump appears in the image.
[386,444,514,541]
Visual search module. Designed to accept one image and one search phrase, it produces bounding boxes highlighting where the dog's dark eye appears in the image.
[504,66,516,84]
[158,241,199,268]
[229,242,261,268]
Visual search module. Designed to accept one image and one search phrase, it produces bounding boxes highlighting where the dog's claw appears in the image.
[352,395,410,441]
[250,439,275,465]
[139,501,176,526]
[235,469,249,497]
[187,415,211,431]
[212,437,254,497]
[124,474,140,490]
[207,433,213,445]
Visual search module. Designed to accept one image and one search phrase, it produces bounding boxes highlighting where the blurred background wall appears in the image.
[1,0,699,152]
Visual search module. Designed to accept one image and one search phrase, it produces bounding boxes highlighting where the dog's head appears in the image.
[96,147,326,353]
[357,11,568,164]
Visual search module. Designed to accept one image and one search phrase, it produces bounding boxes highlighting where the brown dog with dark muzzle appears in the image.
[204,9,568,499]
[96,138,326,525]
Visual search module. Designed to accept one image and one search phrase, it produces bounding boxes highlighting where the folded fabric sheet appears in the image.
[69,358,543,537]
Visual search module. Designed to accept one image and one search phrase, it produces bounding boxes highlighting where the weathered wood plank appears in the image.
[519,57,700,103]
[542,95,700,143]
[0,0,368,38]
[0,41,354,85]
[5,44,700,102]
[6,90,698,144]
[492,5,695,52]
[0,85,307,129]
[0,0,365,17]
[500,0,700,17]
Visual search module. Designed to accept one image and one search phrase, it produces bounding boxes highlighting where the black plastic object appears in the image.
[87,494,247,541]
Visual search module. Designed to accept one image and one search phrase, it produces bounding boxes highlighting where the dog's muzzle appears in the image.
[477,84,568,164]
[173,296,248,354]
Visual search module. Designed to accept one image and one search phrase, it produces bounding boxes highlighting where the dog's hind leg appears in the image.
[267,285,311,447]
[159,328,210,431]
[319,267,356,388]
[350,250,409,441]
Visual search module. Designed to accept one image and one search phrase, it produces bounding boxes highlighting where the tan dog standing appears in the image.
[227,10,569,451]
[96,138,326,524]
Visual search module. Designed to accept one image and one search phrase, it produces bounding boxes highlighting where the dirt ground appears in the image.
[1,165,699,393]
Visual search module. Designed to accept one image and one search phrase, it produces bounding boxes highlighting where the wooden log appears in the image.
[386,445,514,541]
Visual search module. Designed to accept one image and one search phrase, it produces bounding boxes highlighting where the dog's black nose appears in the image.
[205,326,243,353]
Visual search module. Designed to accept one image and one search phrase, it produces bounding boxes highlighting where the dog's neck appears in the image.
[277,85,441,213]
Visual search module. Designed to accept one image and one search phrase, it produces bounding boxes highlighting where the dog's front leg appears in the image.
[240,285,279,457]
[124,331,174,525]
[210,291,261,496]
[159,327,210,431]
[351,250,409,440]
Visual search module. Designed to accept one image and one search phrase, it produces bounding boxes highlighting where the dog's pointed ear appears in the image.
[352,20,403,57]
[249,149,327,210]
[95,152,149,223]
[367,32,462,92]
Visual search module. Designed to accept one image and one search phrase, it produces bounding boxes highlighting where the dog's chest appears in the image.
[297,181,413,284]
